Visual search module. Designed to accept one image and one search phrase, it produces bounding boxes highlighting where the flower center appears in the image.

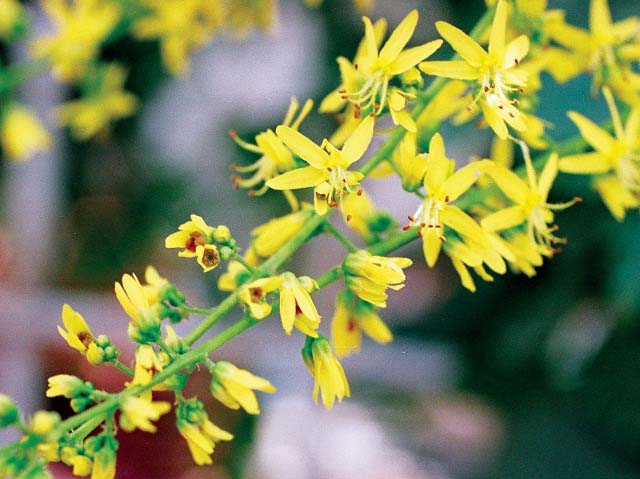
[185,232,206,253]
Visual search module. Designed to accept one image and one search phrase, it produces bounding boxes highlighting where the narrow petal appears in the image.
[450,257,476,292]
[538,153,558,201]
[481,103,509,139]
[266,166,326,190]
[276,125,327,168]
[422,229,442,267]
[419,60,479,80]
[386,40,443,75]
[558,152,611,174]
[484,161,529,204]
[488,0,507,61]
[590,0,612,36]
[568,111,617,156]
[502,35,530,70]
[378,10,418,67]
[480,206,526,231]
[436,21,488,67]
[362,16,379,67]
[342,115,374,165]
[279,287,296,334]
[390,108,416,132]
[441,162,484,201]
[441,206,484,238]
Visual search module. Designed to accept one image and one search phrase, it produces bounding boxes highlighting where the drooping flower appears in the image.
[342,250,412,308]
[165,215,223,272]
[238,276,283,319]
[58,304,94,354]
[230,97,313,207]
[268,115,375,215]
[1,105,51,161]
[278,273,321,336]
[559,88,640,220]
[420,0,530,139]
[250,205,314,258]
[209,361,276,415]
[32,0,121,81]
[114,273,161,343]
[301,336,350,409]
[119,395,171,433]
[331,290,392,358]
[176,397,233,466]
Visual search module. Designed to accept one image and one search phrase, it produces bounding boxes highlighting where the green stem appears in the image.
[67,414,105,442]
[181,305,215,316]
[233,254,258,274]
[324,221,359,252]
[156,338,175,360]
[112,360,134,377]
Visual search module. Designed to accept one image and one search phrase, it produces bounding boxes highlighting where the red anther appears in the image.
[369,112,376,117]
[553,247,563,255]
[444,195,449,203]
[435,224,441,229]
[354,63,359,70]
[228,129,237,138]
[467,106,474,113]
[407,215,415,222]
[354,110,361,119]
[357,189,363,196]
[402,225,411,231]
[509,112,515,118]
[373,103,380,110]
[514,58,519,65]
[490,83,495,89]
[341,96,348,100]
[574,197,583,203]
[552,224,559,231]
[421,222,426,228]
[513,99,520,106]
[338,89,346,94]
[328,201,338,208]
[475,120,484,128]
[346,214,352,222]
[440,235,447,242]
[342,178,347,183]
[428,224,434,228]
[498,105,504,110]
[484,86,489,93]
[417,230,423,237]
[327,167,333,172]
[315,192,327,200]
[518,88,524,93]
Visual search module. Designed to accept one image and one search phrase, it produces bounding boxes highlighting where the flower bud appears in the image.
[0,394,19,428]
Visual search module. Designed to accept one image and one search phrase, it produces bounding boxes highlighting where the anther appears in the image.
[407,215,415,222]
[417,230,423,237]
[573,197,583,203]
[357,189,363,196]
[338,89,346,94]
[402,225,411,231]
[354,63,359,70]
[484,86,489,93]
[228,129,237,138]
[514,58,519,65]
[328,201,339,208]
[439,236,447,242]
[346,214,352,222]
[444,195,449,203]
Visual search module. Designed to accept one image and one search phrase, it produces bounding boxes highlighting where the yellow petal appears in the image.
[378,10,418,67]
[360,314,392,344]
[481,102,508,139]
[589,0,612,37]
[502,35,529,70]
[275,125,327,169]
[436,21,487,67]
[390,107,416,132]
[484,161,528,204]
[422,229,442,268]
[538,153,558,201]
[267,166,326,190]
[488,0,507,61]
[441,161,485,202]
[559,152,611,174]
[279,287,296,335]
[481,206,526,231]
[594,176,639,221]
[342,115,374,165]
[362,16,379,67]
[419,60,479,80]
[386,39,443,75]
[450,257,476,292]
[568,111,618,156]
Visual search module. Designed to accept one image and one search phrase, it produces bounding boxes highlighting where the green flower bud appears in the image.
[0,394,19,428]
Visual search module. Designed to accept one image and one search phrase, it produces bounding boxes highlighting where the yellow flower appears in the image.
[238,276,283,319]
[482,151,579,252]
[55,64,137,141]
[114,273,161,343]
[218,248,259,292]
[226,0,275,38]
[1,105,51,161]
[176,398,233,466]
[133,0,223,75]
[343,250,412,308]
[32,0,121,81]
[407,133,490,267]
[559,88,640,221]
[209,361,276,414]
[301,336,350,409]
[546,0,640,105]
[268,115,375,215]
[68,455,93,477]
[29,410,61,436]
[420,0,530,139]
[331,290,392,358]
[45,374,89,399]
[394,131,428,192]
[503,231,546,277]
[119,395,171,433]
[58,304,95,354]
[129,345,165,389]
[0,0,25,40]
[231,97,313,207]
[165,214,222,272]
[251,204,314,258]
[87,435,117,479]
[337,10,442,129]
[279,273,321,336]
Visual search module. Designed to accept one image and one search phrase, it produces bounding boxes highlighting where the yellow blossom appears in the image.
[482,151,579,252]
[29,410,60,436]
[58,304,95,354]
[279,273,321,336]
[231,97,313,207]
[32,0,121,81]
[238,276,283,319]
[165,214,222,272]
[420,0,530,139]
[133,0,223,75]
[210,361,276,414]
[268,115,374,215]
[343,250,412,307]
[218,248,259,291]
[407,133,490,267]
[559,88,640,221]
[129,345,165,389]
[340,189,394,244]
[394,131,428,192]
[301,336,350,409]
[119,395,171,433]
[546,0,640,105]
[67,455,93,477]
[336,10,442,129]
[176,398,233,466]
[1,105,51,161]
[45,374,89,399]
[331,290,392,358]
[114,272,161,343]
[55,64,138,141]
[87,436,117,479]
